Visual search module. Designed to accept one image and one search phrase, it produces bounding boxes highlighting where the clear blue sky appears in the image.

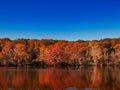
[0,0,120,41]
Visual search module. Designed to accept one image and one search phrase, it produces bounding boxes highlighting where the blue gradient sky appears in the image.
[0,0,120,41]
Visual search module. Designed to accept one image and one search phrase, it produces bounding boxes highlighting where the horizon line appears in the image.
[0,37,120,42]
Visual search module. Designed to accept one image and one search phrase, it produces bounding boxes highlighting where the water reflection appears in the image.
[0,67,120,90]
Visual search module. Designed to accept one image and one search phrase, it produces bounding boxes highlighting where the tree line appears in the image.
[0,38,120,66]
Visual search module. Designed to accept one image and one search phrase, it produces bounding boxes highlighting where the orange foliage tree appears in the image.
[14,44,31,65]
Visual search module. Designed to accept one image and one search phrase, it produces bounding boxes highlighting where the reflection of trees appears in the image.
[102,67,120,90]
[0,67,120,90]
[90,67,102,88]
[39,68,89,89]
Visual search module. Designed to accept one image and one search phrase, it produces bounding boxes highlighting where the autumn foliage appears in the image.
[0,38,120,66]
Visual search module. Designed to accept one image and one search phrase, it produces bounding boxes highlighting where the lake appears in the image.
[0,66,119,90]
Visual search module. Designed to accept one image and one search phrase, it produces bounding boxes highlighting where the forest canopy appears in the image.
[0,38,120,66]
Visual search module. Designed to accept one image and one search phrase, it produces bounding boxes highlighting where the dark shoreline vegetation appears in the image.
[0,38,120,67]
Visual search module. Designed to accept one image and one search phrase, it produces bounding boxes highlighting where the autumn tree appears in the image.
[45,41,68,65]
[89,42,103,65]
[14,44,31,65]
[0,42,15,65]
[65,42,89,65]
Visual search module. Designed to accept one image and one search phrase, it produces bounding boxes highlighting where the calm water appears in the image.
[0,67,120,90]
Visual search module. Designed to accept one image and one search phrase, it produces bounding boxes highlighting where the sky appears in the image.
[0,0,120,41]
